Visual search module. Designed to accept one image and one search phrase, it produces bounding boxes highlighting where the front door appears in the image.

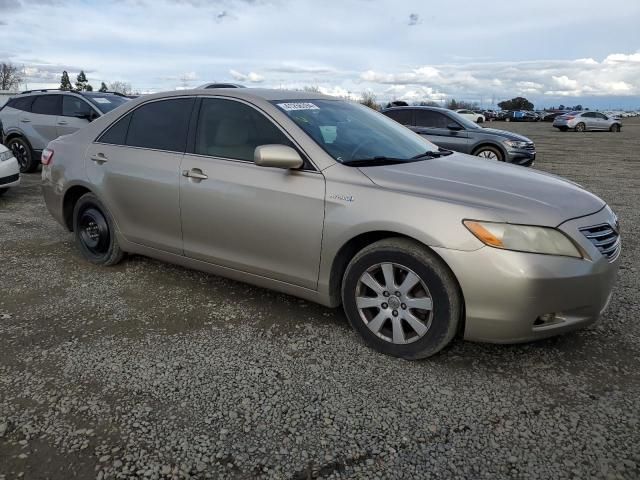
[58,96,95,137]
[412,110,470,153]
[180,97,325,289]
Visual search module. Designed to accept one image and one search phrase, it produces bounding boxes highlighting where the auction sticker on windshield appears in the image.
[277,102,320,111]
[93,98,112,104]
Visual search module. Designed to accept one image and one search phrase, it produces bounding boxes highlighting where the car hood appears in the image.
[476,127,531,142]
[359,154,605,226]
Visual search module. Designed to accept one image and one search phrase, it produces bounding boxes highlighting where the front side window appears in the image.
[273,100,438,165]
[62,96,95,118]
[195,98,293,162]
[126,98,194,152]
[31,95,62,115]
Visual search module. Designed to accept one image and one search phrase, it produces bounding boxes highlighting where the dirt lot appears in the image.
[1,119,639,479]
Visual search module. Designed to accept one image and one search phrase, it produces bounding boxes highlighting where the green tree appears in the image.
[497,96,534,111]
[85,84,93,91]
[59,71,73,91]
[99,82,108,92]
[75,70,90,91]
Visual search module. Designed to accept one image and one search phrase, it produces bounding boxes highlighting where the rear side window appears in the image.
[99,113,132,145]
[126,98,194,152]
[7,96,35,112]
[31,95,62,115]
[415,110,450,129]
[384,109,413,126]
[195,98,293,161]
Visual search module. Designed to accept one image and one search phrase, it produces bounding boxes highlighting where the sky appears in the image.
[1,0,639,109]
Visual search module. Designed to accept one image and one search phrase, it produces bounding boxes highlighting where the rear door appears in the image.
[29,95,63,149]
[59,96,98,136]
[413,110,469,152]
[86,97,195,254]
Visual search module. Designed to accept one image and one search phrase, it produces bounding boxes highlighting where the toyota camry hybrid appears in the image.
[41,89,620,359]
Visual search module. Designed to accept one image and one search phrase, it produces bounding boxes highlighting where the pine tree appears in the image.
[85,84,93,92]
[75,70,88,91]
[60,71,73,91]
[99,82,108,92]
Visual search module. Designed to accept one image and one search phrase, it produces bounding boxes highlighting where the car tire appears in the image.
[0,188,7,197]
[7,137,38,173]
[575,122,586,132]
[341,238,462,360]
[610,124,621,132]
[73,192,125,266]
[477,117,484,123]
[473,145,504,161]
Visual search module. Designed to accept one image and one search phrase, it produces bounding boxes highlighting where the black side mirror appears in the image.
[447,123,463,131]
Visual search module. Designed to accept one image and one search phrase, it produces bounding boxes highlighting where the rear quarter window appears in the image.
[6,96,35,112]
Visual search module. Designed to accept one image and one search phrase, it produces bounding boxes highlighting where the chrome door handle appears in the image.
[182,169,208,180]
[20,119,31,123]
[90,153,108,164]
[58,120,68,125]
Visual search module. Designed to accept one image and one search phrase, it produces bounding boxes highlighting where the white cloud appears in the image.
[229,69,264,83]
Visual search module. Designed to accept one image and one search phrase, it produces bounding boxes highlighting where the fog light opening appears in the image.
[534,313,559,327]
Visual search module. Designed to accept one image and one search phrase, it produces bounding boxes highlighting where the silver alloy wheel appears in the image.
[477,150,498,160]
[355,262,433,344]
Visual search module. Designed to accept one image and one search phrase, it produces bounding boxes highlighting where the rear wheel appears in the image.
[575,122,586,132]
[341,238,461,360]
[474,145,504,161]
[477,117,484,123]
[610,124,621,132]
[73,193,124,266]
[0,188,7,197]
[7,137,37,173]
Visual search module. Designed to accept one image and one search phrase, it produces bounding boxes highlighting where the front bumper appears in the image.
[433,207,620,343]
[506,149,535,167]
[0,157,20,188]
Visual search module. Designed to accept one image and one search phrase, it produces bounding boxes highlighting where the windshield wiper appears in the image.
[341,156,408,167]
[411,148,454,159]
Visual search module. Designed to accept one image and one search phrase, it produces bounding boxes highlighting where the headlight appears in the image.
[463,220,582,258]
[504,140,530,149]
[0,150,13,162]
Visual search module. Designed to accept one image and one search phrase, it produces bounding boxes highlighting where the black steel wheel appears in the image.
[73,193,124,266]
[8,137,37,173]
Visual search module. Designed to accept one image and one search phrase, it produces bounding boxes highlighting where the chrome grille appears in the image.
[523,143,536,151]
[580,224,621,261]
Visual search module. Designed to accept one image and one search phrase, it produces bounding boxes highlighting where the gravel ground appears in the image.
[1,119,639,479]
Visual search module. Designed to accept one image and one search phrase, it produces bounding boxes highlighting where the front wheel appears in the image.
[0,188,7,197]
[7,137,37,173]
[575,122,586,132]
[474,146,504,161]
[341,238,462,360]
[73,193,124,266]
[610,124,621,132]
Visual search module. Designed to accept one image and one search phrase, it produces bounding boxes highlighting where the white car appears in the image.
[0,143,20,196]
[455,109,485,123]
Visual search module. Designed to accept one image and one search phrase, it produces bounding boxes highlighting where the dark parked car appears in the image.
[504,110,538,122]
[383,106,536,166]
[540,111,566,122]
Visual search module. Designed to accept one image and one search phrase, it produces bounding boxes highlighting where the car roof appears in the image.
[130,88,337,103]
[381,105,452,113]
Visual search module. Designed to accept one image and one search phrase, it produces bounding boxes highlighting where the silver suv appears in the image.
[42,89,620,359]
[0,89,130,172]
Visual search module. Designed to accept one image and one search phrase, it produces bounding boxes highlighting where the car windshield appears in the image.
[448,110,480,129]
[272,99,439,164]
[85,94,130,113]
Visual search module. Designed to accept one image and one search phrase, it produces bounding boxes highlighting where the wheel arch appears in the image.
[62,184,93,231]
[471,142,506,160]
[328,230,466,336]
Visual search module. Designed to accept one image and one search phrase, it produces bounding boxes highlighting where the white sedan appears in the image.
[455,109,485,123]
[0,143,20,196]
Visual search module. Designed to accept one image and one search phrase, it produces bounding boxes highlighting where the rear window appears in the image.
[32,95,62,115]
[384,109,413,126]
[85,94,130,113]
[7,96,36,112]
[125,98,194,152]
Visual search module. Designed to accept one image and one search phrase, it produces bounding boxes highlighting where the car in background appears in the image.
[553,111,622,132]
[480,110,498,121]
[197,83,246,89]
[540,111,566,122]
[383,106,536,166]
[0,89,130,172]
[0,143,20,196]
[42,89,620,359]
[504,110,538,122]
[455,109,485,123]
